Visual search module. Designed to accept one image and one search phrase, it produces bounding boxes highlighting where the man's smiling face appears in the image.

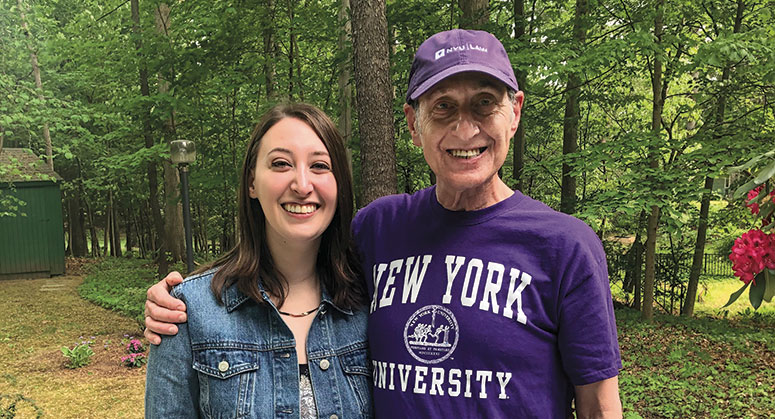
[405,72,523,203]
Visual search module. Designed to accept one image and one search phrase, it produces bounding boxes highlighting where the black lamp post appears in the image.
[170,139,196,273]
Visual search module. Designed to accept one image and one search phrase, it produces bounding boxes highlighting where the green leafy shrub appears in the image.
[78,258,159,326]
[78,257,204,326]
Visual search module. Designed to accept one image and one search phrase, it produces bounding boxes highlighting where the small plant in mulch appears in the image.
[61,336,95,369]
[120,336,147,368]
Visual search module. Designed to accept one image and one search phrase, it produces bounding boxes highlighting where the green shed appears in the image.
[0,148,65,279]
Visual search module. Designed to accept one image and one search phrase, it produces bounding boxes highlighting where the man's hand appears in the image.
[144,271,187,345]
[574,376,622,419]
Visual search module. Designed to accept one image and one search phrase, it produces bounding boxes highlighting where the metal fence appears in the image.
[700,253,734,277]
[608,252,733,314]
[608,253,733,280]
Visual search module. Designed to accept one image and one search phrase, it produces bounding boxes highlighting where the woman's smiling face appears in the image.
[249,117,338,248]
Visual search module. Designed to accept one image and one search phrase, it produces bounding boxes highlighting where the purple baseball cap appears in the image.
[405,29,519,103]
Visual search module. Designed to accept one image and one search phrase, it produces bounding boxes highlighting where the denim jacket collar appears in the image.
[221,277,354,316]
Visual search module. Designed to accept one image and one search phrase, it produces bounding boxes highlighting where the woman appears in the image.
[145,103,372,418]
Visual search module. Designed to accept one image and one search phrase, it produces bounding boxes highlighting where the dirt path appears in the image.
[0,276,146,418]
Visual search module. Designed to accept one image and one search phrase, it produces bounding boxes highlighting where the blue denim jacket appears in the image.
[145,269,373,418]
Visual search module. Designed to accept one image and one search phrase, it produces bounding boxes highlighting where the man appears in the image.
[145,29,622,417]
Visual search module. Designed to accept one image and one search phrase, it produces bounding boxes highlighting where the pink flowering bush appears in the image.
[745,185,775,222]
[121,352,147,368]
[120,336,147,368]
[127,338,145,354]
[725,149,775,309]
[729,229,775,285]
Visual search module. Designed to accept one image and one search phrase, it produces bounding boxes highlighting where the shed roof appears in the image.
[0,148,62,183]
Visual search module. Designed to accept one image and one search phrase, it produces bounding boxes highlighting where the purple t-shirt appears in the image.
[352,186,621,418]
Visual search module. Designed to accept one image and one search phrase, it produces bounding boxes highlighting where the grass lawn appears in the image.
[695,277,775,317]
[0,263,146,418]
[2,258,773,418]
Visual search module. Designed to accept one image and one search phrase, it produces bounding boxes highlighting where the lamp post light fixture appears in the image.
[170,140,196,273]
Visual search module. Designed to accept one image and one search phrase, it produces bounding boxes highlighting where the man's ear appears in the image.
[404,103,422,147]
[510,91,525,136]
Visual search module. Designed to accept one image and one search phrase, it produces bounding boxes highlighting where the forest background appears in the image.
[2,0,775,320]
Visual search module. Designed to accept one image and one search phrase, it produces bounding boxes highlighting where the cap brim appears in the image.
[407,63,519,102]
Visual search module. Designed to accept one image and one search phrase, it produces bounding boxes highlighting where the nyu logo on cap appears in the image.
[434,44,489,61]
[406,29,519,102]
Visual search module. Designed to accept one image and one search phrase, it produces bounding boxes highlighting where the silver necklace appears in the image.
[278,306,319,318]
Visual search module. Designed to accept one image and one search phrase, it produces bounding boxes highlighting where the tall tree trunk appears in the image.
[199,202,209,257]
[560,0,588,215]
[219,146,233,252]
[131,0,166,275]
[112,201,122,257]
[338,0,353,146]
[138,205,149,258]
[623,209,647,310]
[288,0,296,99]
[263,0,277,101]
[513,0,526,190]
[73,160,89,256]
[67,190,87,257]
[293,16,304,101]
[155,3,185,265]
[683,0,745,317]
[352,0,397,204]
[642,0,665,321]
[458,0,489,29]
[103,207,109,256]
[125,201,134,253]
[106,192,114,256]
[18,0,52,170]
[86,200,100,257]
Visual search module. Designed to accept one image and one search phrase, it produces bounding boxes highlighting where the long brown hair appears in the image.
[200,103,366,309]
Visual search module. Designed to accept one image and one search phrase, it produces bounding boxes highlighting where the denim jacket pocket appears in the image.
[340,347,373,417]
[193,348,259,419]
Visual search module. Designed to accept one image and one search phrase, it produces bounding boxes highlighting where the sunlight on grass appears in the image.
[610,276,775,316]
[696,277,775,316]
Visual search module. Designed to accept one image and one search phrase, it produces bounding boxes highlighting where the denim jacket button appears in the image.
[329,415,338,419]
[319,359,330,371]
[218,360,229,372]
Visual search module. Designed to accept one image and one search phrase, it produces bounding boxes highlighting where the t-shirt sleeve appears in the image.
[556,252,622,386]
[351,206,371,256]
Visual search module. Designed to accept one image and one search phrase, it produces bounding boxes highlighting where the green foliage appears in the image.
[77,258,158,326]
[0,393,44,418]
[60,341,94,369]
[1,0,774,325]
[0,189,27,218]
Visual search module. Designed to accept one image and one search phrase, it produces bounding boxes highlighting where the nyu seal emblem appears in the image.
[403,305,459,364]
